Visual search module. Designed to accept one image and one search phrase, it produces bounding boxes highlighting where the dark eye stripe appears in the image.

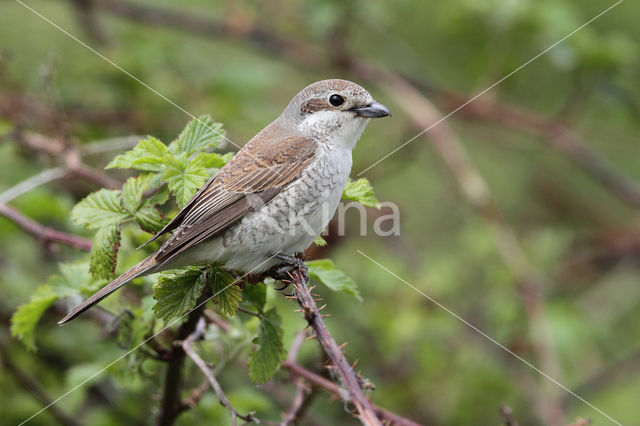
[300,98,327,115]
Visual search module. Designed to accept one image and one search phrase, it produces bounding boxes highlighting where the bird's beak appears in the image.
[351,101,391,118]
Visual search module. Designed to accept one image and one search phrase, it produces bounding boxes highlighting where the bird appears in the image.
[58,79,390,325]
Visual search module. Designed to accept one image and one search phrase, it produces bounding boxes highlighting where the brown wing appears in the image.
[149,131,317,267]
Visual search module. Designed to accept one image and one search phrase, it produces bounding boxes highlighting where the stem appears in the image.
[157,285,212,426]
[290,269,382,426]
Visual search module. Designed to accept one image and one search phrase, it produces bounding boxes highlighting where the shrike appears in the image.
[59,79,390,324]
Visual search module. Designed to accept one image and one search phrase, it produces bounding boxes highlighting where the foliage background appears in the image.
[1,0,640,424]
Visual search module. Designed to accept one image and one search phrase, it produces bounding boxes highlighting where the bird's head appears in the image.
[281,79,390,149]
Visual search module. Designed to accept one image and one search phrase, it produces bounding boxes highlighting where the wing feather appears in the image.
[148,133,317,266]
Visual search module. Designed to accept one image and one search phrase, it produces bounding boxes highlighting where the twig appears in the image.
[181,317,257,425]
[157,285,212,426]
[280,330,314,426]
[437,91,640,208]
[289,269,382,426]
[0,203,92,251]
[179,380,210,412]
[498,404,519,426]
[281,361,422,426]
[0,167,67,204]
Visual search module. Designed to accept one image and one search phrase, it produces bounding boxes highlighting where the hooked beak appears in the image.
[351,101,391,118]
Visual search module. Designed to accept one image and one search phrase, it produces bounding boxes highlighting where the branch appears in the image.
[280,330,315,426]
[157,285,212,426]
[289,269,381,426]
[181,317,257,425]
[281,361,422,426]
[0,203,92,251]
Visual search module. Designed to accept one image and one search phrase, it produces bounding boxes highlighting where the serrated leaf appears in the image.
[122,174,154,213]
[11,286,57,351]
[196,152,234,169]
[172,115,225,156]
[313,235,327,246]
[249,308,286,384]
[153,269,205,322]
[106,136,169,171]
[162,154,208,208]
[342,178,380,208]
[243,283,266,312]
[90,223,121,280]
[143,185,171,207]
[307,259,362,302]
[51,262,94,297]
[135,206,167,233]
[71,189,130,230]
[208,269,242,317]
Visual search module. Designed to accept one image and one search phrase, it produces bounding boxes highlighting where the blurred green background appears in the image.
[1,0,639,424]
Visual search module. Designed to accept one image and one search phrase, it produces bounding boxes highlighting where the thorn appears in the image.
[338,341,348,350]
[305,333,317,340]
[321,314,331,318]
[351,359,359,368]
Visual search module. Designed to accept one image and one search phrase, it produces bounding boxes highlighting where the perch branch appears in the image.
[181,317,257,425]
[289,269,382,426]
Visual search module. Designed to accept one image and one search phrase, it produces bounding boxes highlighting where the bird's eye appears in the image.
[329,94,344,107]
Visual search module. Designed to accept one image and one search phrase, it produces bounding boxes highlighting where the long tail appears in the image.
[58,255,158,325]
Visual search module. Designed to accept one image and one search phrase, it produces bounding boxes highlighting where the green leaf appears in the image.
[209,269,242,317]
[51,262,95,297]
[106,136,169,171]
[307,259,362,302]
[135,206,167,234]
[313,235,327,246]
[172,115,225,156]
[122,174,153,213]
[342,178,380,208]
[71,189,130,230]
[143,185,171,207]
[243,283,267,312]
[89,224,121,280]
[195,152,234,169]
[11,286,57,351]
[153,268,205,323]
[249,308,286,384]
[162,154,208,208]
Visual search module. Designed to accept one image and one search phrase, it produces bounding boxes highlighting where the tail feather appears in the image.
[58,255,157,325]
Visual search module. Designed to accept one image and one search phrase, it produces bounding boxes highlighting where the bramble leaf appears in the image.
[71,189,130,230]
[135,206,167,234]
[90,224,121,280]
[249,308,286,384]
[196,152,234,169]
[52,262,96,297]
[243,283,267,312]
[11,286,57,351]
[342,178,380,208]
[172,115,225,156]
[209,269,242,317]
[307,259,362,302]
[162,154,208,208]
[106,136,168,171]
[153,268,205,323]
[122,174,154,213]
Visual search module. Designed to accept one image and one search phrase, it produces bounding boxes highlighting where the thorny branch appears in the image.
[288,268,382,426]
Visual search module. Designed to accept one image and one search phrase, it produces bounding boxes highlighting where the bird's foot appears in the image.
[268,253,309,291]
